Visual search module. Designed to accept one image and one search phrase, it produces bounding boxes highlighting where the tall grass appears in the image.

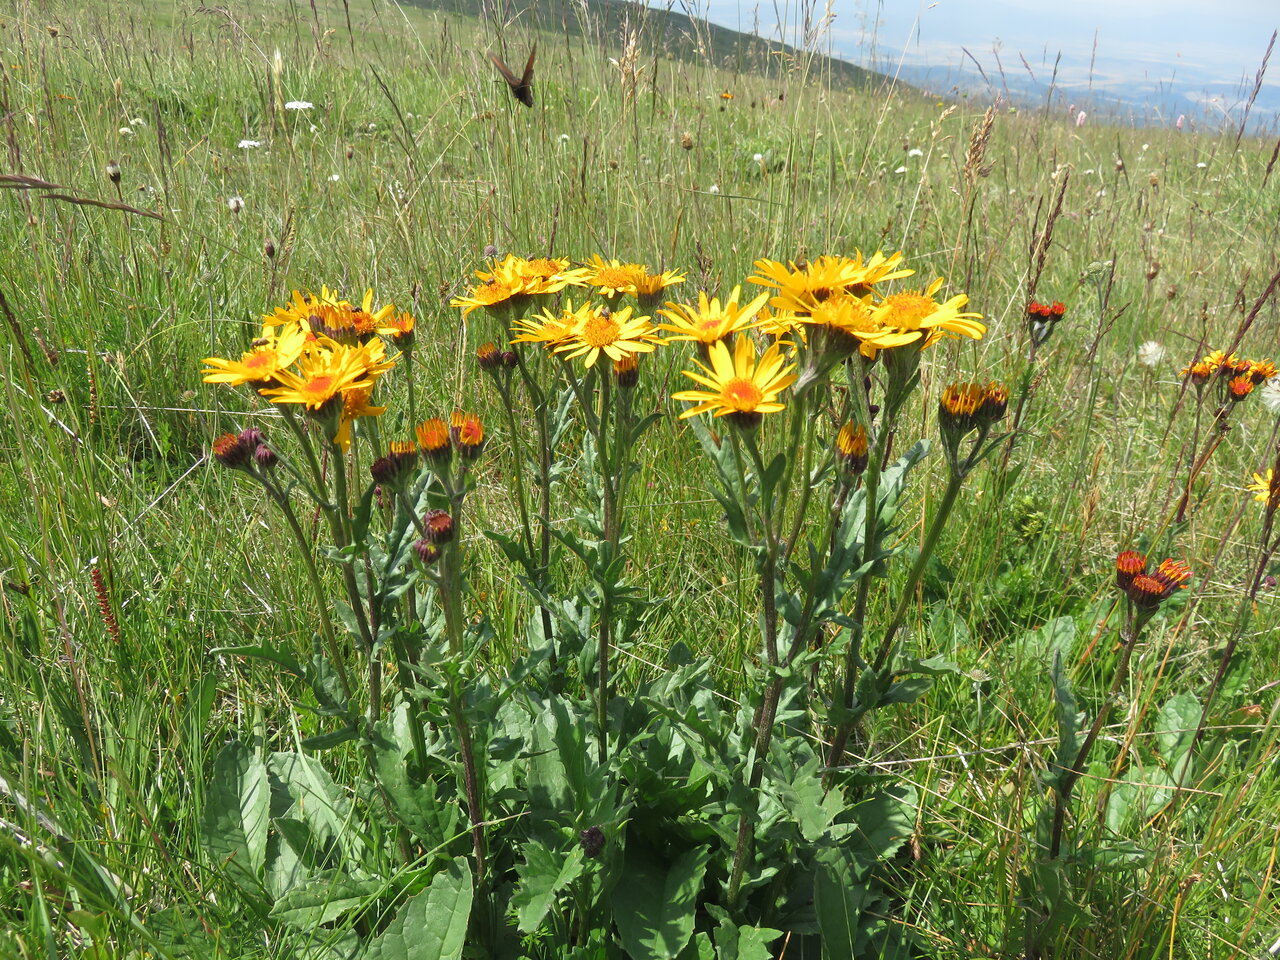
[1,0,1279,955]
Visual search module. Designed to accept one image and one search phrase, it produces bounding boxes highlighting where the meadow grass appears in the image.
[1,0,1279,955]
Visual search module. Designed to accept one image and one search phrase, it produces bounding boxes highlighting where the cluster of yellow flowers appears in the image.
[202,287,409,450]
[453,250,986,424]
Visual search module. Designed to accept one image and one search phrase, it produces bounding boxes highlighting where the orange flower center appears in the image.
[302,374,336,398]
[582,314,621,347]
[881,291,937,329]
[722,378,764,411]
[246,350,278,371]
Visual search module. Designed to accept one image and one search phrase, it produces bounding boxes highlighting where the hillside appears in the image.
[404,0,887,90]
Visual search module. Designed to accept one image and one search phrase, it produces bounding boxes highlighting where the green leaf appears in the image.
[1047,649,1084,794]
[511,840,585,934]
[270,872,383,928]
[1156,691,1201,765]
[365,857,473,960]
[613,844,710,960]
[842,785,916,867]
[813,847,870,960]
[707,904,782,960]
[200,741,269,892]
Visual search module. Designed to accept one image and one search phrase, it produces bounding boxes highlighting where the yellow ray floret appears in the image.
[202,322,308,386]
[673,335,797,419]
[553,305,660,368]
[658,286,770,345]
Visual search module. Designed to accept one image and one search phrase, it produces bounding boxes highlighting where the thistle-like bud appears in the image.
[579,826,606,858]
[450,410,486,459]
[835,422,868,475]
[1123,558,1191,610]
[978,382,1008,425]
[254,444,279,470]
[413,539,442,566]
[1115,550,1146,592]
[476,342,502,370]
[416,417,452,464]
[212,432,252,468]
[106,162,121,184]
[370,441,418,485]
[613,355,638,389]
[421,509,455,545]
[500,350,519,369]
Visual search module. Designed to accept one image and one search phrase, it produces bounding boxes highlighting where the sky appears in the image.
[696,0,1280,127]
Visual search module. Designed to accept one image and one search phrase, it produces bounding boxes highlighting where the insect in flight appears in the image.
[489,44,536,108]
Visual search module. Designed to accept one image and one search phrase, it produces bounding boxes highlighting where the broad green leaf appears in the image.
[842,785,916,867]
[613,844,710,960]
[707,904,782,960]
[511,840,585,934]
[813,847,870,960]
[365,857,473,960]
[1047,649,1084,794]
[1156,691,1201,764]
[200,741,269,891]
[270,872,383,928]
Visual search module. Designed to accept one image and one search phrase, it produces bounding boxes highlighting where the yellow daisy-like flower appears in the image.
[482,254,590,295]
[802,295,920,358]
[451,277,526,317]
[553,305,660,368]
[633,268,686,301]
[748,252,914,313]
[871,277,986,345]
[756,306,807,348]
[332,384,387,452]
[202,322,308,387]
[658,286,770,346]
[581,256,647,298]
[510,300,590,348]
[1247,468,1280,510]
[672,335,798,425]
[377,310,415,340]
[264,287,348,328]
[259,342,380,410]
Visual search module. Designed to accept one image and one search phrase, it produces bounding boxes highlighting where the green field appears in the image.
[2,0,1279,956]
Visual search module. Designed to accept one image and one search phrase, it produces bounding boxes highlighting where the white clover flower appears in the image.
[1137,341,1165,368]
[1141,143,1149,151]
[907,147,923,157]
[328,173,340,182]
[227,195,245,214]
[284,100,313,111]
[129,117,146,126]
[238,139,262,149]
[1196,161,1207,168]
[119,127,134,136]
[894,165,907,174]
[753,152,763,162]
[1259,377,1280,414]
[708,184,719,194]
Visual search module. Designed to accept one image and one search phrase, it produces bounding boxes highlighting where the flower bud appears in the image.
[413,539,441,566]
[422,509,454,544]
[416,417,452,463]
[835,422,868,475]
[106,162,121,184]
[450,410,485,459]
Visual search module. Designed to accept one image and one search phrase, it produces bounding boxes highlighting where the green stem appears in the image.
[873,467,966,671]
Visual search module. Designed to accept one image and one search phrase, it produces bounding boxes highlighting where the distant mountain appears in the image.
[403,0,892,91]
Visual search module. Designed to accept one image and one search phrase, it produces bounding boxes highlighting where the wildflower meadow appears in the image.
[2,0,1280,957]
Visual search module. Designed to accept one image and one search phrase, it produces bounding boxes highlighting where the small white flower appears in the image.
[907,148,924,157]
[129,117,146,126]
[227,195,245,214]
[238,139,262,149]
[894,165,907,174]
[558,133,570,143]
[1196,161,1207,168]
[284,100,313,111]
[405,112,414,119]
[1137,341,1165,368]
[328,173,340,182]
[367,122,377,131]
[309,124,318,133]
[1141,143,1149,151]
[752,152,763,162]
[118,127,133,136]
[708,184,719,194]
[1083,168,1094,175]
[1259,377,1280,413]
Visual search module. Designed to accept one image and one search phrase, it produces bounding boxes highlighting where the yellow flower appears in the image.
[482,254,590,295]
[673,335,797,425]
[510,300,589,348]
[801,295,920,357]
[332,384,387,452]
[451,277,525,317]
[202,322,308,386]
[632,268,686,300]
[259,342,382,410]
[748,252,914,313]
[1247,468,1280,510]
[871,277,985,345]
[658,286,769,346]
[582,256,647,298]
[377,310,415,340]
[554,305,660,368]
